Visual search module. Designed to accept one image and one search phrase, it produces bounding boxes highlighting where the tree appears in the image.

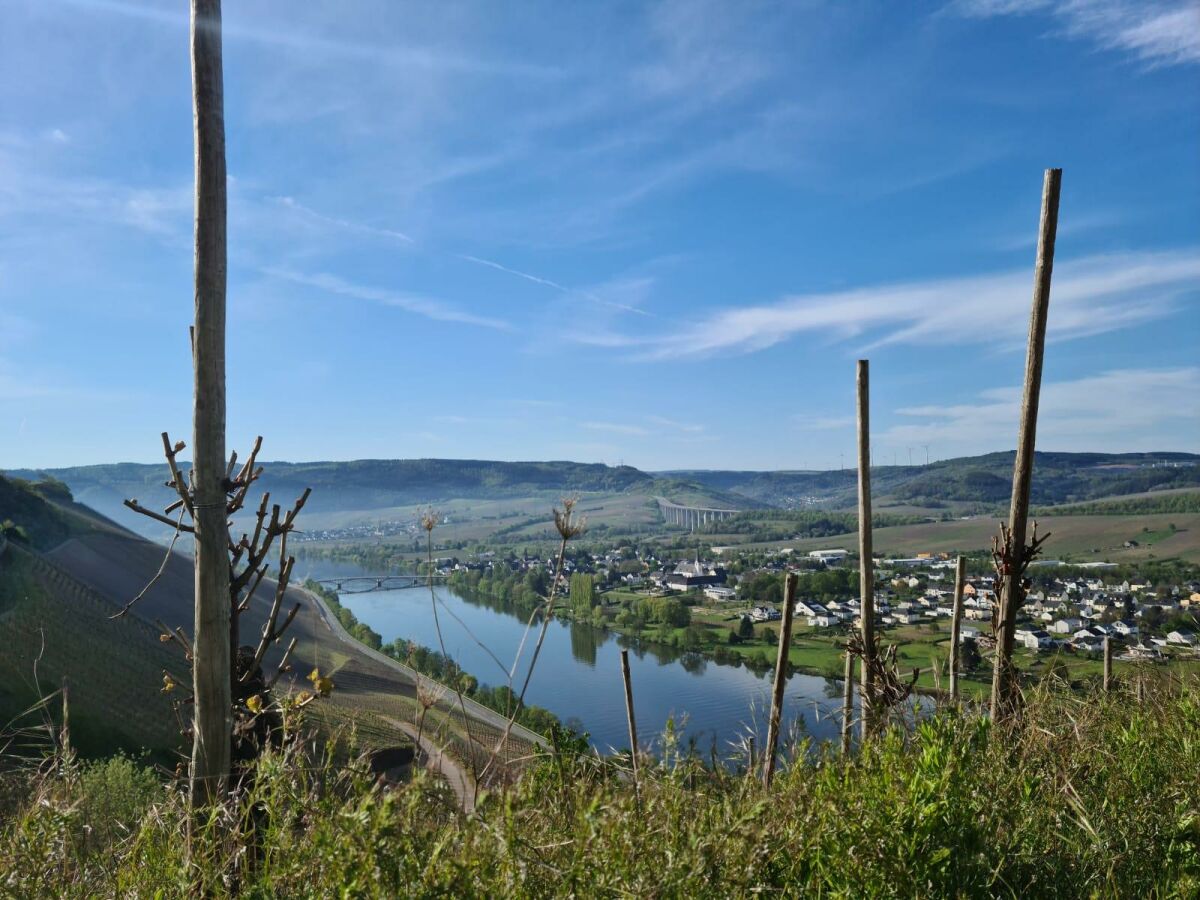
[738,615,754,640]
[569,572,597,616]
[960,637,982,673]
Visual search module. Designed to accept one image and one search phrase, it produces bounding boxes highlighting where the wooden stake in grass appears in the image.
[990,168,1061,722]
[949,556,966,702]
[840,649,854,757]
[189,0,232,805]
[856,360,877,736]
[620,649,640,801]
[762,572,798,788]
[1103,637,1112,693]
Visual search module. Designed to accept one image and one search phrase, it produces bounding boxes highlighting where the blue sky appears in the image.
[1,0,1197,471]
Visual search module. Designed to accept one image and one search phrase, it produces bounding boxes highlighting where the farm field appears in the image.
[717,513,1200,563]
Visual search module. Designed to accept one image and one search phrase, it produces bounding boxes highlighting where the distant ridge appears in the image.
[8,450,1198,538]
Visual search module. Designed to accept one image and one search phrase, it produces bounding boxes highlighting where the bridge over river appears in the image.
[315,574,448,594]
[656,497,740,531]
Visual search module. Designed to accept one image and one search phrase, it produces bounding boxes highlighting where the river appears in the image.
[300,561,858,760]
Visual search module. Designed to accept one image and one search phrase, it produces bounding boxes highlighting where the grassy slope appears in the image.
[5,679,1200,896]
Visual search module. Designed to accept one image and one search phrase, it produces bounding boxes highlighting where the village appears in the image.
[427,540,1200,671]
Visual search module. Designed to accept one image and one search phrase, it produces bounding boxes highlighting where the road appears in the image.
[386,717,476,814]
[298,584,548,747]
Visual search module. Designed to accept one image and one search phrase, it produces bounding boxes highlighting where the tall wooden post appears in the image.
[856,360,876,736]
[762,572,798,788]
[949,556,966,702]
[190,0,232,804]
[840,649,854,756]
[1102,637,1112,693]
[60,675,71,759]
[620,649,640,801]
[990,168,1061,721]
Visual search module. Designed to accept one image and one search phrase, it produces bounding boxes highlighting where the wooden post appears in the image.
[620,649,640,800]
[60,675,71,759]
[840,648,854,756]
[762,572,798,788]
[189,0,232,805]
[949,556,966,702]
[990,168,1062,721]
[1102,637,1112,693]
[856,360,876,736]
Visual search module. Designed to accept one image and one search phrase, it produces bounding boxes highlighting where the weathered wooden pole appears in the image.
[1102,636,1112,693]
[856,360,876,737]
[60,675,71,759]
[189,0,232,805]
[620,648,640,800]
[762,572,798,788]
[990,168,1061,721]
[949,556,967,702]
[840,648,854,756]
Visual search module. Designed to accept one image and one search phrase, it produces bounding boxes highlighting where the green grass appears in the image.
[5,677,1200,896]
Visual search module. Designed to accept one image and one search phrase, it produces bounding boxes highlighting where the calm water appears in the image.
[300,561,857,758]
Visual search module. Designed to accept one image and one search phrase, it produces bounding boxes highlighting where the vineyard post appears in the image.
[990,168,1061,721]
[620,648,640,803]
[762,572,798,788]
[189,0,232,804]
[949,556,966,702]
[1103,637,1112,693]
[840,648,854,756]
[857,360,876,736]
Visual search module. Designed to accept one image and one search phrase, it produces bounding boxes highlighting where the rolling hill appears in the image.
[0,474,537,762]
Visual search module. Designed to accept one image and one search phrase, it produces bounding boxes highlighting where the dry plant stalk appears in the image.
[479,496,585,792]
[847,631,917,731]
[123,432,314,778]
[989,520,1051,717]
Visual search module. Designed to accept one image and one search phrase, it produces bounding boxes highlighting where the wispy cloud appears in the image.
[270,196,413,244]
[646,415,705,433]
[52,0,559,78]
[608,249,1200,360]
[460,254,653,317]
[951,0,1200,67]
[263,267,512,331]
[581,421,651,437]
[885,367,1200,454]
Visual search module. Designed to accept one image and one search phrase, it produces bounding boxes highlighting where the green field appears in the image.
[717,512,1200,563]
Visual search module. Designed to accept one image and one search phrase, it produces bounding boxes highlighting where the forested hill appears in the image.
[662,451,1200,508]
[8,451,1198,529]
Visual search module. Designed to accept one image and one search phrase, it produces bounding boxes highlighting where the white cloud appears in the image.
[612,249,1200,360]
[885,367,1200,455]
[951,0,1200,67]
[263,267,512,331]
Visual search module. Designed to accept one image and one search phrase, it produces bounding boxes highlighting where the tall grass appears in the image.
[3,677,1199,897]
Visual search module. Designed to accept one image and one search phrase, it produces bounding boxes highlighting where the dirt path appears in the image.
[385,717,476,814]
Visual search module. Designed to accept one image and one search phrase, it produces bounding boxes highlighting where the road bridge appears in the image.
[314,574,448,594]
[656,497,740,531]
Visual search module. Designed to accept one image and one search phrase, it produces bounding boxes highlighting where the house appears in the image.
[749,605,782,622]
[1051,618,1083,634]
[1168,630,1196,646]
[1126,642,1163,660]
[959,626,980,643]
[807,614,840,628]
[664,557,726,590]
[1019,630,1054,651]
[1112,620,1139,637]
[794,599,828,618]
[703,585,736,602]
